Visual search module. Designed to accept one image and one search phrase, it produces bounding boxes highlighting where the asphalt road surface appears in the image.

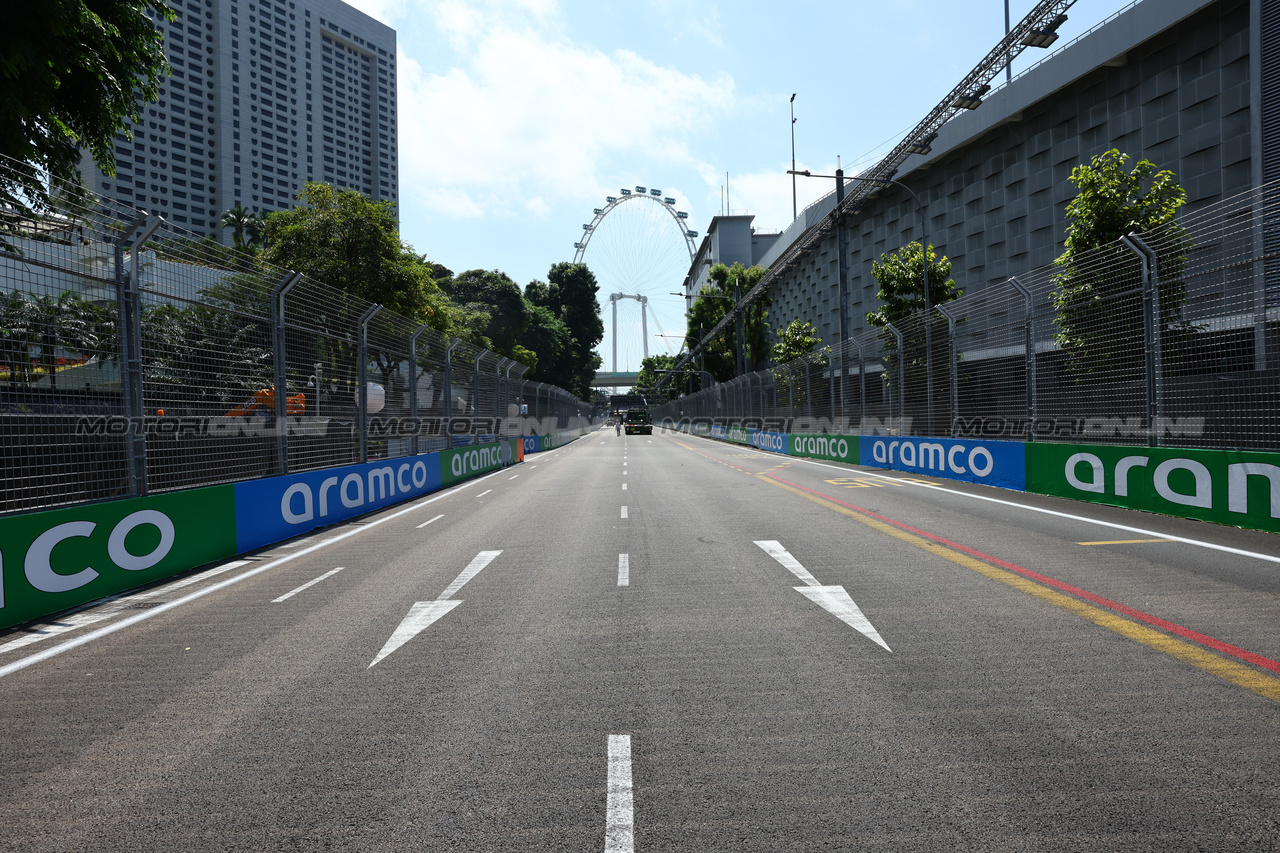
[2,427,1279,851]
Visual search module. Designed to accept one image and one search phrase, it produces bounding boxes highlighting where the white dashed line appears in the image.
[618,554,629,587]
[605,735,634,853]
[621,506,628,519]
[272,567,345,603]
[416,514,444,529]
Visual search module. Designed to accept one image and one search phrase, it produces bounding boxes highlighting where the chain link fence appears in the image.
[657,180,1280,452]
[0,155,591,516]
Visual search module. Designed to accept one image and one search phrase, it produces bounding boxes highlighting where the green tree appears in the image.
[517,303,574,388]
[634,353,696,400]
[685,262,769,382]
[1052,149,1193,380]
[262,182,448,329]
[0,0,173,214]
[866,242,960,429]
[771,319,822,365]
[442,269,529,358]
[541,262,604,399]
[220,205,264,253]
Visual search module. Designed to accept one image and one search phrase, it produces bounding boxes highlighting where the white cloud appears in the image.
[395,5,732,219]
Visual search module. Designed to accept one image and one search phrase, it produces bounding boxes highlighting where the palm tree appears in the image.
[220,205,264,252]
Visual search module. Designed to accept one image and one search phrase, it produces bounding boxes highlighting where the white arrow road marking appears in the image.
[754,541,890,652]
[438,550,502,599]
[794,585,892,652]
[754,540,820,586]
[618,554,629,587]
[605,735,634,853]
[369,550,501,668]
[368,601,462,668]
[272,566,345,603]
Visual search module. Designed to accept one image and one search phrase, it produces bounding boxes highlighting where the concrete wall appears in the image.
[766,0,1254,349]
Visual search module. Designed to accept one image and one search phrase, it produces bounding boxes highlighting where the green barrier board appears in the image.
[0,485,237,630]
[789,434,860,465]
[726,427,750,444]
[440,442,513,487]
[1026,442,1280,534]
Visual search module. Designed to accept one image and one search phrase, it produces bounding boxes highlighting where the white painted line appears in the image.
[438,550,502,600]
[531,465,538,469]
[621,506,628,519]
[272,567,345,603]
[0,468,512,680]
[622,483,628,491]
[605,735,634,853]
[477,489,492,498]
[508,474,519,480]
[775,454,1280,565]
[754,540,820,586]
[416,514,444,529]
[0,559,252,656]
[618,554,629,587]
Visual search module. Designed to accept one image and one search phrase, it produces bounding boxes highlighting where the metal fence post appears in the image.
[114,213,162,496]
[271,271,303,473]
[443,338,460,439]
[1121,234,1163,447]
[408,324,428,456]
[495,357,509,425]
[849,338,865,433]
[886,323,905,431]
[935,304,959,438]
[473,352,483,439]
[1009,276,1036,441]
[357,304,382,463]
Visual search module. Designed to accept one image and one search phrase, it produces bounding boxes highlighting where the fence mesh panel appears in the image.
[656,181,1280,452]
[0,154,591,516]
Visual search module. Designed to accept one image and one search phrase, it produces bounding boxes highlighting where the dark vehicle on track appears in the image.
[623,407,652,435]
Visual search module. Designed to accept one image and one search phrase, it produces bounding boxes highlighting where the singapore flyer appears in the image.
[574,187,698,377]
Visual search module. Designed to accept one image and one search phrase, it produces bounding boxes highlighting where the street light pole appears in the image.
[790,93,798,221]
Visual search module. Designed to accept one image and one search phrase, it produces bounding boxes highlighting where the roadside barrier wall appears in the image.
[663,422,1280,536]
[0,430,588,631]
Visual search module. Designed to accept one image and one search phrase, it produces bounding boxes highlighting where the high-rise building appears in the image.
[79,0,398,240]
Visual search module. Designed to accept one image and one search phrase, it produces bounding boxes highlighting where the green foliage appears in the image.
[686,262,770,382]
[867,242,960,413]
[1052,149,1194,380]
[262,182,449,330]
[517,302,573,387]
[442,269,529,358]
[0,289,115,387]
[0,0,173,213]
[541,262,604,399]
[633,353,697,400]
[865,242,959,329]
[220,205,265,253]
[771,319,822,366]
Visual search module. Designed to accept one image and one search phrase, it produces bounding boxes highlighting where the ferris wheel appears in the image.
[574,187,698,374]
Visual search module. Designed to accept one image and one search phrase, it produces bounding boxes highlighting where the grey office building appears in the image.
[79,0,398,238]
[755,0,1273,351]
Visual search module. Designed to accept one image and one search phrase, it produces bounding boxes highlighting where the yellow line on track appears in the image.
[758,473,1280,704]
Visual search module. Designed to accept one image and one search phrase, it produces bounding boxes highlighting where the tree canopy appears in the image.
[865,242,960,330]
[262,182,449,329]
[0,0,173,212]
[771,319,823,366]
[684,262,770,382]
[538,262,604,399]
[442,269,529,358]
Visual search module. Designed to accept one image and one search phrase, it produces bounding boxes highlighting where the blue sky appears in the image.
[341,0,1135,373]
